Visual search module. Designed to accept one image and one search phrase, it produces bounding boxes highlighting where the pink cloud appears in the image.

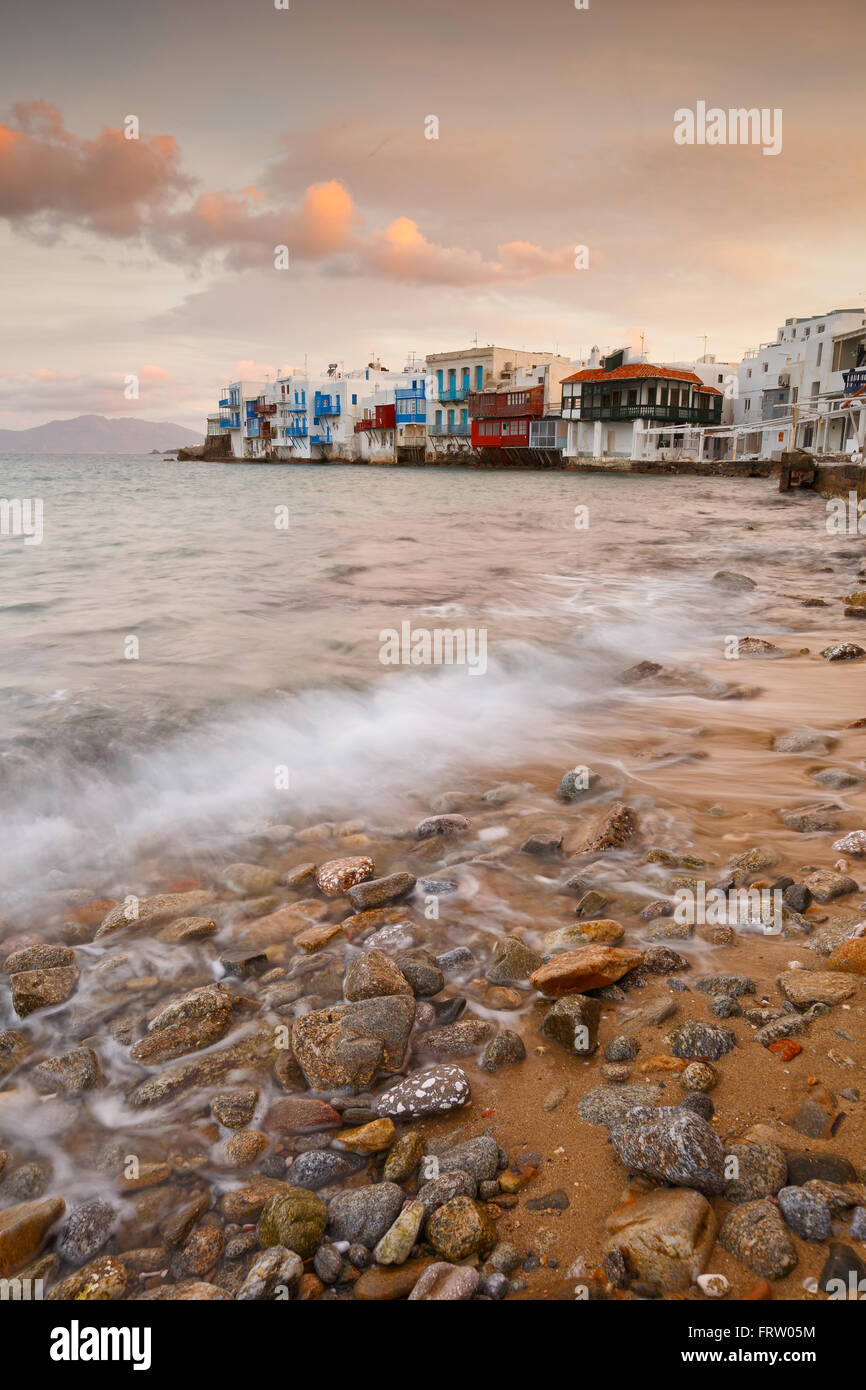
[0,101,573,286]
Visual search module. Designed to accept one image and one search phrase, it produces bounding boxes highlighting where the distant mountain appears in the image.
[0,415,204,454]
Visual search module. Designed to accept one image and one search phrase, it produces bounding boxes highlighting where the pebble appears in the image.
[667,1020,737,1060]
[256,1188,328,1259]
[237,1246,302,1300]
[375,1065,471,1119]
[718,1199,798,1279]
[427,1196,496,1260]
[408,1262,480,1300]
[373,1200,425,1265]
[479,1030,526,1072]
[777,1186,832,1241]
[327,1183,404,1246]
[724,1141,788,1203]
[611,1104,726,1195]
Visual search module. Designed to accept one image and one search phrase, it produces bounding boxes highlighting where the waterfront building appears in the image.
[425,346,572,459]
[561,347,722,461]
[734,308,866,458]
[468,360,573,463]
[218,380,268,459]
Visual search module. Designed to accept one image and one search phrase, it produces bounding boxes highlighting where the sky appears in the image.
[1,0,864,430]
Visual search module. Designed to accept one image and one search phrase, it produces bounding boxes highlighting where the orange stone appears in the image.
[530,945,643,997]
[639,1055,687,1074]
[743,1279,772,1300]
[825,938,866,975]
[768,1039,803,1062]
[294,920,346,953]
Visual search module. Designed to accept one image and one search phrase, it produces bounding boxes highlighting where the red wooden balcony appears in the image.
[469,385,544,420]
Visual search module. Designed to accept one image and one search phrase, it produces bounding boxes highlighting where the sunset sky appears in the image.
[1,0,863,430]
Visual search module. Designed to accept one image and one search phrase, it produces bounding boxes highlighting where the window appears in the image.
[763,362,768,372]
[792,387,798,403]
[747,369,752,379]
[804,328,811,339]
[816,343,823,367]
[351,394,357,405]
[435,410,442,429]
[627,389,637,405]
[648,387,656,405]
[462,369,470,389]
[437,370,444,391]
[817,324,825,333]
[717,374,724,384]
[475,365,483,389]
[660,388,668,406]
[447,409,454,430]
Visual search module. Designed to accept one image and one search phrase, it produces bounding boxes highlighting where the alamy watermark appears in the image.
[674,102,782,157]
[826,492,866,535]
[0,497,43,545]
[673,882,783,934]
[379,622,487,675]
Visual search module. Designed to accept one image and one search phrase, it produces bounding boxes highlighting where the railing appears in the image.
[430,423,470,437]
[285,423,308,438]
[354,419,376,432]
[437,385,468,403]
[219,413,241,430]
[314,392,341,415]
[395,410,426,424]
[579,403,721,424]
[311,428,332,445]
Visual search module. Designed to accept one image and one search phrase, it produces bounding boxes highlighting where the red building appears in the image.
[468,383,544,448]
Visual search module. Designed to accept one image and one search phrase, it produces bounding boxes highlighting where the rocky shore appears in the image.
[2,573,866,1302]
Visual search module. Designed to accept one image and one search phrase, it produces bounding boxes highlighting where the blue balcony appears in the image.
[285,422,308,439]
[220,412,241,430]
[430,422,469,437]
[218,397,230,408]
[314,392,341,416]
[246,420,260,437]
[438,384,468,403]
[311,426,332,445]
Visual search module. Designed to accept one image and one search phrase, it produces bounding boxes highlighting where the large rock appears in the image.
[486,937,543,984]
[57,1198,117,1265]
[291,996,415,1091]
[417,1018,495,1058]
[96,890,214,939]
[426,1196,496,1260]
[718,1199,798,1279]
[33,1045,102,1094]
[221,862,280,895]
[777,970,856,1007]
[576,802,637,854]
[667,1020,737,1060]
[604,1187,717,1292]
[723,1141,788,1203]
[438,1136,500,1184]
[375,1065,470,1119]
[343,948,412,1001]
[825,939,866,975]
[256,1188,328,1259]
[315,856,375,897]
[530,945,642,997]
[578,1083,659,1129]
[0,1197,65,1278]
[611,1104,726,1195]
[540,993,602,1054]
[327,1183,404,1246]
[346,873,416,911]
[10,965,79,1017]
[804,869,858,903]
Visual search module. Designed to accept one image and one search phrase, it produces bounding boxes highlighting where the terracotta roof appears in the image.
[562,363,721,394]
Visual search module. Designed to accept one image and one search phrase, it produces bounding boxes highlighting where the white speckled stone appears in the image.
[375,1065,471,1119]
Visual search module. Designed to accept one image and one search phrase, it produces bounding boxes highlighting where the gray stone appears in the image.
[718,1199,798,1279]
[540,993,602,1055]
[577,1083,659,1129]
[667,1020,737,1060]
[328,1183,404,1247]
[479,1030,525,1073]
[778,1186,832,1241]
[611,1105,726,1195]
[723,1141,788,1203]
[57,1198,117,1266]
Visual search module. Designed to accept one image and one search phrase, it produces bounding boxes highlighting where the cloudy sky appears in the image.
[1,0,863,430]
